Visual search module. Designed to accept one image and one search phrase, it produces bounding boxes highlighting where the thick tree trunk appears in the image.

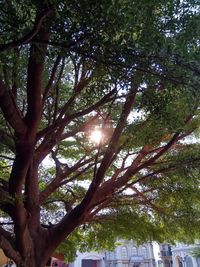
[16,258,44,267]
[16,256,42,267]
[15,243,48,267]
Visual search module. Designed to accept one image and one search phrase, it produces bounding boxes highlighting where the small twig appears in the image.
[0,155,14,161]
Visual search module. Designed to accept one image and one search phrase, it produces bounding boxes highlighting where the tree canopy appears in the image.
[0,0,200,266]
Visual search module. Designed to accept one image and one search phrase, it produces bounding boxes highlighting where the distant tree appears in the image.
[0,0,200,266]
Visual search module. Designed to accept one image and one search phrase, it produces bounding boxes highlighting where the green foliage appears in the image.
[191,248,200,257]
[0,0,200,264]
[141,87,197,129]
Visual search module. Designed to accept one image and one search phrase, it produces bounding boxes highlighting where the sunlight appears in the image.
[90,129,103,144]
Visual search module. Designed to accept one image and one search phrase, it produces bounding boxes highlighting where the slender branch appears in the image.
[0,8,54,52]
[0,222,14,225]
[39,157,95,205]
[37,88,116,141]
[53,58,65,122]
[0,235,21,264]
[0,155,14,161]
[0,129,14,152]
[71,82,138,215]
[11,48,20,99]
[0,80,27,137]
[43,55,62,103]
[0,225,12,239]
[89,133,178,207]
[130,186,164,214]
[58,162,95,187]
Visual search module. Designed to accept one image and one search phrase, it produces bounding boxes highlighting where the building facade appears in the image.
[171,243,200,267]
[67,240,156,267]
[159,244,173,267]
[68,251,105,267]
[104,240,155,267]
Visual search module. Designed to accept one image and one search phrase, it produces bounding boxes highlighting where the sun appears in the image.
[90,129,103,144]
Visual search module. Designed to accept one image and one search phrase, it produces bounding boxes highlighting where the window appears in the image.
[141,246,148,258]
[196,257,200,267]
[178,257,183,267]
[121,246,128,259]
[132,246,138,256]
[158,260,163,267]
[164,259,171,267]
[114,249,117,259]
[185,256,193,267]
[108,252,112,260]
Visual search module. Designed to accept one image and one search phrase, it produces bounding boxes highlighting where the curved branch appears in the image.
[37,88,116,140]
[0,8,54,53]
[78,83,138,210]
[39,157,95,205]
[0,235,21,264]
[43,56,62,103]
[0,129,15,152]
[0,225,12,240]
[0,80,27,137]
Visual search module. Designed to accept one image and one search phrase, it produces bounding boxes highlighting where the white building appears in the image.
[104,240,155,267]
[158,244,173,267]
[67,240,156,267]
[68,251,105,267]
[171,243,200,267]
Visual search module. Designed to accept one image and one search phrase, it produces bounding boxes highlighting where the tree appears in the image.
[0,0,200,266]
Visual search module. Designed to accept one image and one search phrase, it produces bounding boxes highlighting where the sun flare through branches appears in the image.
[89,129,103,144]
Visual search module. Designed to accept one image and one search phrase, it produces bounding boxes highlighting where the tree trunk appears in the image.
[15,247,48,267]
[10,229,50,267]
[16,257,42,267]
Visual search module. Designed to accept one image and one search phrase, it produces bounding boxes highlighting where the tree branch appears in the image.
[39,156,95,205]
[130,186,164,214]
[43,55,62,103]
[0,235,21,264]
[0,129,15,152]
[0,8,54,53]
[47,83,138,245]
[37,88,116,140]
[0,80,27,137]
[79,83,138,209]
